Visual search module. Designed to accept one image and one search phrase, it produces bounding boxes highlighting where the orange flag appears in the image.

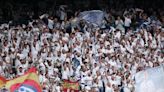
[0,76,7,88]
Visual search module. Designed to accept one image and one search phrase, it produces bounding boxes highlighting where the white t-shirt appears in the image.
[105,86,113,92]
[123,87,131,92]
[84,76,93,86]
[124,17,131,27]
[62,68,69,80]
[97,76,103,87]
[48,19,54,29]
[17,69,24,76]
[48,66,54,77]
[52,85,61,92]
[39,74,47,84]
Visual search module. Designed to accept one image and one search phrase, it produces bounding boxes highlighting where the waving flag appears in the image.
[0,76,7,88]
[62,80,79,92]
[5,67,42,92]
[79,10,104,26]
[135,64,164,92]
[72,57,80,69]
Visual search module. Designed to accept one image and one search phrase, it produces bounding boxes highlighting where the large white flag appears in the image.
[135,64,164,92]
[78,10,104,26]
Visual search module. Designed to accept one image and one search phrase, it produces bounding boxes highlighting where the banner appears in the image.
[5,67,42,92]
[62,80,79,92]
[0,76,7,88]
[135,64,164,92]
[79,10,104,26]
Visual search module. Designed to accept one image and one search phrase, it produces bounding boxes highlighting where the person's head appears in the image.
[142,13,148,20]
[81,65,86,72]
[49,16,53,20]
[94,63,98,67]
[117,16,121,20]
[88,72,92,77]
[19,67,23,72]
[20,59,26,64]
[57,51,61,56]
[54,17,58,22]
[39,70,44,75]
[111,76,115,80]
[48,61,52,66]
[96,71,100,76]
[107,82,111,87]
[9,68,13,74]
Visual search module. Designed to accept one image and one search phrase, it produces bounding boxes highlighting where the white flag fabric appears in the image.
[135,64,164,92]
[78,10,104,26]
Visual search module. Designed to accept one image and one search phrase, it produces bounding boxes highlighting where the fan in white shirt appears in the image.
[17,66,25,76]
[61,64,70,80]
[105,82,114,92]
[124,14,132,28]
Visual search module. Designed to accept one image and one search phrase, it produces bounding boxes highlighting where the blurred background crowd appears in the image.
[0,0,164,92]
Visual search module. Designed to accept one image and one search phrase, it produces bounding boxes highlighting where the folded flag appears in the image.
[62,80,79,92]
[0,76,7,88]
[5,67,42,92]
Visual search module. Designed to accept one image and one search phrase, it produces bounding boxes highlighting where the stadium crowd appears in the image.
[0,7,164,92]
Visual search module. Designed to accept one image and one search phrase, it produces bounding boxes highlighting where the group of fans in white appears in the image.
[0,7,163,92]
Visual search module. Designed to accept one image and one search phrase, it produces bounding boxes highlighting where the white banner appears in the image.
[135,64,164,92]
